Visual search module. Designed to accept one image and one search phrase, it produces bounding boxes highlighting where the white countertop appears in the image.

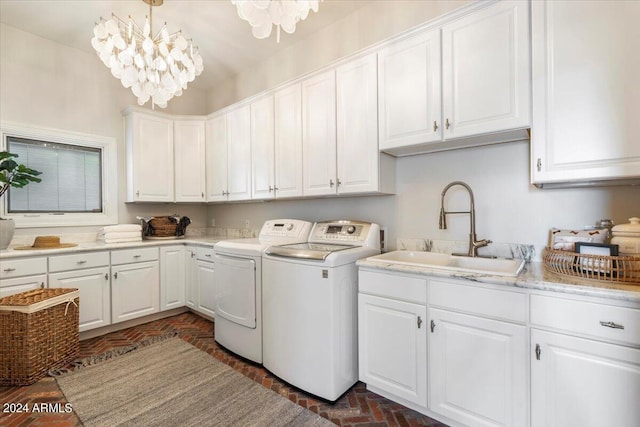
[0,237,223,259]
[357,259,640,304]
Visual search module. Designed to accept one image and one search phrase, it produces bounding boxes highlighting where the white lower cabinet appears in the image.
[111,248,160,323]
[160,245,185,310]
[429,308,527,427]
[358,293,427,408]
[0,275,46,298]
[196,259,215,318]
[531,329,640,427]
[0,257,47,297]
[49,267,110,332]
[186,246,216,318]
[185,246,198,309]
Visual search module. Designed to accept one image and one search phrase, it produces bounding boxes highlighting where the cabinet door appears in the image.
[428,308,527,427]
[227,105,252,201]
[336,53,380,194]
[127,112,174,202]
[196,260,216,318]
[49,267,110,332]
[205,115,228,201]
[358,293,427,408]
[531,329,640,427]
[0,275,46,298]
[531,1,640,185]
[302,70,337,196]
[274,83,303,198]
[185,247,197,309]
[160,245,185,311]
[378,29,442,150]
[174,120,206,202]
[442,0,530,140]
[251,95,275,200]
[111,261,160,323]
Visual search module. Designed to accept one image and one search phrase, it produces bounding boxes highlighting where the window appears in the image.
[1,122,117,228]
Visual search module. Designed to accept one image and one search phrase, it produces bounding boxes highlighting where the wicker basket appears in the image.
[145,216,178,237]
[543,247,640,284]
[0,288,79,386]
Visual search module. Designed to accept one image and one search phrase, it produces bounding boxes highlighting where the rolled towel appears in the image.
[101,224,142,233]
[102,237,143,244]
[98,231,142,240]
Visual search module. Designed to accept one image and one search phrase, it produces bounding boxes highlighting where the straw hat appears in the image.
[14,236,77,250]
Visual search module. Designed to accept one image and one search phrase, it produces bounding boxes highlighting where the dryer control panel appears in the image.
[259,219,313,241]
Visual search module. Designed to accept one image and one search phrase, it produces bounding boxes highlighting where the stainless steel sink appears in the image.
[365,250,525,277]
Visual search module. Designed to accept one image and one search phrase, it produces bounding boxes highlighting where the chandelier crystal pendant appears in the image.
[91,0,203,109]
[231,0,322,43]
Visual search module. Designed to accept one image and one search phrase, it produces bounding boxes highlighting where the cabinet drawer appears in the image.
[429,279,527,323]
[111,247,159,265]
[0,257,47,279]
[196,246,215,262]
[49,251,110,272]
[0,275,47,297]
[531,294,640,347]
[358,270,427,304]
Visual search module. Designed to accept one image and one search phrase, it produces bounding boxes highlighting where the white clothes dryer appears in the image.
[213,219,312,363]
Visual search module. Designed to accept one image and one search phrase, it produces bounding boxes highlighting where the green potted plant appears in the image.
[0,151,42,249]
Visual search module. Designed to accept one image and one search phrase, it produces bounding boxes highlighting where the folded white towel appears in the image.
[102,237,143,244]
[98,231,141,240]
[101,224,141,233]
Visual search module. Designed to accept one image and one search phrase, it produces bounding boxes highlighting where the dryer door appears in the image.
[214,254,256,328]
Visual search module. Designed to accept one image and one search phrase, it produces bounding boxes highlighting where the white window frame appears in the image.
[0,121,118,228]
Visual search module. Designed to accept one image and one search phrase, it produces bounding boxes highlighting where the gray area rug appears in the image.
[55,337,334,426]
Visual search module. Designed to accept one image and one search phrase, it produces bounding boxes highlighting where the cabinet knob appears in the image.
[104,273,109,280]
[535,343,541,360]
[40,282,45,289]
[114,272,118,279]
[273,186,278,191]
[536,158,542,172]
[3,268,16,272]
[336,178,342,187]
[433,121,438,132]
[417,316,423,329]
[269,185,273,193]
[136,190,140,197]
[329,179,335,187]
[201,192,204,198]
[77,260,87,265]
[445,118,451,130]
[133,255,141,259]
[430,319,436,333]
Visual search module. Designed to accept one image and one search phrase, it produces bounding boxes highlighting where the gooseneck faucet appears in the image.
[439,181,491,257]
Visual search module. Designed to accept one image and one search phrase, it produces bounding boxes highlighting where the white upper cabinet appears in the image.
[531,0,640,186]
[205,106,251,202]
[442,0,530,140]
[174,119,206,202]
[337,53,394,195]
[125,110,174,202]
[274,83,304,198]
[250,95,276,200]
[302,70,337,196]
[379,0,530,156]
[205,114,228,202]
[378,29,442,151]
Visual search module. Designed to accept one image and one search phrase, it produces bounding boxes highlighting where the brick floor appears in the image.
[0,312,448,427]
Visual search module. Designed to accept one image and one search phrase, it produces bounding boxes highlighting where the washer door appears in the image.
[214,254,256,328]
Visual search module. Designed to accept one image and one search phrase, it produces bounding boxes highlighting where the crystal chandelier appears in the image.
[231,0,322,43]
[91,0,203,109]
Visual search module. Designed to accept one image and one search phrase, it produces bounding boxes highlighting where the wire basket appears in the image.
[543,247,640,284]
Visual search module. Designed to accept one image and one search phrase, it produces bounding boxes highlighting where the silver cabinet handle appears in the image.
[133,255,141,259]
[417,316,423,329]
[269,185,273,193]
[600,321,624,330]
[3,268,16,272]
[329,179,334,187]
[105,273,109,280]
[433,121,438,131]
[77,260,87,265]
[201,192,204,198]
[205,253,212,257]
[273,186,278,191]
[136,190,140,197]
[535,343,541,360]
[40,282,45,289]
[430,320,436,333]
[190,251,195,258]
[336,178,342,187]
[114,272,118,279]
[445,118,451,129]
[537,158,542,172]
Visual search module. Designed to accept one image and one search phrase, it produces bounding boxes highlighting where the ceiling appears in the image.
[0,0,373,90]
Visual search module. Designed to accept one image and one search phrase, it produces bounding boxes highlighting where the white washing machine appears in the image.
[213,219,312,363]
[262,220,380,401]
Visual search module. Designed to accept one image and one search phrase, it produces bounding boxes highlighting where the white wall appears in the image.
[0,23,210,238]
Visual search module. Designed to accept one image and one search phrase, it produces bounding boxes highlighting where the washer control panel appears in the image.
[309,221,380,248]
